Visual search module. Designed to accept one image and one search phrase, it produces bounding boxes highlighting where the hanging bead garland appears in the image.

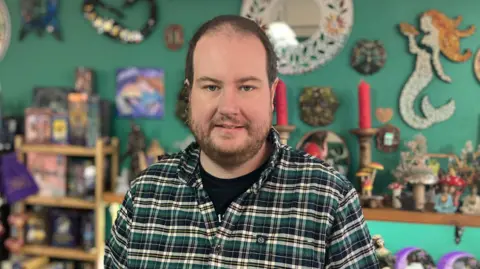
[82,0,157,44]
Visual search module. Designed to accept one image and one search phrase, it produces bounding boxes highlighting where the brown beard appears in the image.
[187,106,271,168]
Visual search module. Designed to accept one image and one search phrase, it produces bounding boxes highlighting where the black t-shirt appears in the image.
[200,161,268,217]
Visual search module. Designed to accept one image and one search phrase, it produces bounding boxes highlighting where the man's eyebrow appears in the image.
[195,76,222,84]
[235,76,263,84]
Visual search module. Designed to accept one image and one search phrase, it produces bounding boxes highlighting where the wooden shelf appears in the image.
[363,208,480,227]
[103,192,125,204]
[25,195,96,210]
[21,245,97,262]
[18,143,116,157]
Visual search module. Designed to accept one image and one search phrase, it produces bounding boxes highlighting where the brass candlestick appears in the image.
[274,125,296,145]
[350,128,378,168]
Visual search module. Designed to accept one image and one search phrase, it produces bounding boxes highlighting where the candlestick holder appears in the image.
[274,125,296,145]
[350,128,378,168]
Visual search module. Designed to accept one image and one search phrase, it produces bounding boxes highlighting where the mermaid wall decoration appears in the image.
[398,10,475,130]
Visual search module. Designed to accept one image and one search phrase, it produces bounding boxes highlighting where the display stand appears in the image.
[350,128,378,168]
[274,125,296,145]
[13,135,119,266]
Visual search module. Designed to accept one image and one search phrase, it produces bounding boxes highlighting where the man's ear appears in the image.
[270,78,279,112]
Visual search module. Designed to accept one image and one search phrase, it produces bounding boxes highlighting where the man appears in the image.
[105,14,379,269]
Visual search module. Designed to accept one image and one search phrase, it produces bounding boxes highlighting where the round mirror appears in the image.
[241,0,354,74]
[296,130,350,176]
[0,0,11,61]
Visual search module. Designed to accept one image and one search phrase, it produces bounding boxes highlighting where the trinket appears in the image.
[299,87,339,126]
[83,0,157,44]
[19,0,61,41]
[351,39,387,75]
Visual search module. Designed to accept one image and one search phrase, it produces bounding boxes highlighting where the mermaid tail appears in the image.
[421,95,455,124]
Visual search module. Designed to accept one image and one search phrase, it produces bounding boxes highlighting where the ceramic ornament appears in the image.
[437,251,479,269]
[351,39,387,75]
[395,247,436,269]
[375,107,393,124]
[474,48,480,82]
[299,86,339,126]
[0,0,11,61]
[398,10,475,130]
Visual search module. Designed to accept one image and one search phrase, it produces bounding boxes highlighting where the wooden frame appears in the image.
[375,124,400,153]
[13,135,119,266]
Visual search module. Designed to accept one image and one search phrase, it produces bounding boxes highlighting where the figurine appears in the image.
[393,134,438,211]
[19,0,62,41]
[372,235,395,269]
[434,176,457,213]
[460,184,480,215]
[121,123,146,183]
[388,182,404,209]
[83,161,96,201]
[356,169,372,197]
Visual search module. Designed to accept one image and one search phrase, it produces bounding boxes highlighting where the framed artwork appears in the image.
[116,67,165,118]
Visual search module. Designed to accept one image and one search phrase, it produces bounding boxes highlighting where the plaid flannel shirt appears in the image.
[104,128,379,269]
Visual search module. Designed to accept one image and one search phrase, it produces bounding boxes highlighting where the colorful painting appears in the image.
[116,67,165,118]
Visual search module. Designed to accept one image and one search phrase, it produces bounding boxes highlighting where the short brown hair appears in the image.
[184,15,278,90]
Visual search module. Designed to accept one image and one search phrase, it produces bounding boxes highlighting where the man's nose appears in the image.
[217,88,240,115]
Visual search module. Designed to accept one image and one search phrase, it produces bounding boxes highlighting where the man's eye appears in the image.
[240,86,255,92]
[204,85,219,91]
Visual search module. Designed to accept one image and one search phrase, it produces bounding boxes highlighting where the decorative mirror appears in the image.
[240,0,354,75]
[376,124,400,153]
[0,0,11,61]
[296,130,350,176]
[299,86,339,126]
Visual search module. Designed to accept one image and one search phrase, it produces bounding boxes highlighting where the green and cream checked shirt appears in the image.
[104,129,379,269]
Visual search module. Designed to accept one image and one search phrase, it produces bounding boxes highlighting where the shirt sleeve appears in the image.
[325,188,379,269]
[104,190,134,269]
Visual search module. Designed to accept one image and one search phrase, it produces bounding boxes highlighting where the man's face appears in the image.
[188,30,276,166]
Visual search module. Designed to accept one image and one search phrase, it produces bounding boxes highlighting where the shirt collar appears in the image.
[178,127,283,189]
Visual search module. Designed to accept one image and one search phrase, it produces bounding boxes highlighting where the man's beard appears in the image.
[188,108,271,168]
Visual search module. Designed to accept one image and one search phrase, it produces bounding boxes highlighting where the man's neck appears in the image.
[200,142,272,179]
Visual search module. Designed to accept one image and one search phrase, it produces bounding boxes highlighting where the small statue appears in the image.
[121,122,147,183]
[372,235,395,269]
[356,169,373,197]
[388,182,404,209]
[460,184,480,215]
[434,174,457,213]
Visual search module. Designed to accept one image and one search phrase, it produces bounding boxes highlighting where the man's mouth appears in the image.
[215,124,243,129]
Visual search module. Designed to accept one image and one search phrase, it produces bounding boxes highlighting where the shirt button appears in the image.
[214,245,222,255]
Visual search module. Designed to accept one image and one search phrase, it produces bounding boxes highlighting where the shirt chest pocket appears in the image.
[247,233,320,268]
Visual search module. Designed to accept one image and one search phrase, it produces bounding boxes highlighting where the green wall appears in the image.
[1,0,479,260]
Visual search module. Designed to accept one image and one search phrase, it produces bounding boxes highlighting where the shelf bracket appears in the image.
[454,225,464,245]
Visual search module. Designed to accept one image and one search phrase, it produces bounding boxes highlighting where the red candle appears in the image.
[275,79,288,126]
[358,80,371,129]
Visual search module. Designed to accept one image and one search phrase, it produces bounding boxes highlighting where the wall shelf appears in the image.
[25,195,96,210]
[103,192,125,204]
[21,245,96,262]
[363,208,480,227]
[17,142,116,157]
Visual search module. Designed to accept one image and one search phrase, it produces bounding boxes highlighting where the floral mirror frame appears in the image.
[240,0,354,75]
[0,0,11,61]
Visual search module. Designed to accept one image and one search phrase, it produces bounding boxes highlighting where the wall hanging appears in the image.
[240,0,354,75]
[115,67,165,118]
[398,10,475,130]
[296,130,350,176]
[82,0,157,44]
[19,0,61,41]
[350,39,386,75]
[474,48,480,82]
[165,24,184,51]
[0,0,10,61]
[299,86,339,126]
